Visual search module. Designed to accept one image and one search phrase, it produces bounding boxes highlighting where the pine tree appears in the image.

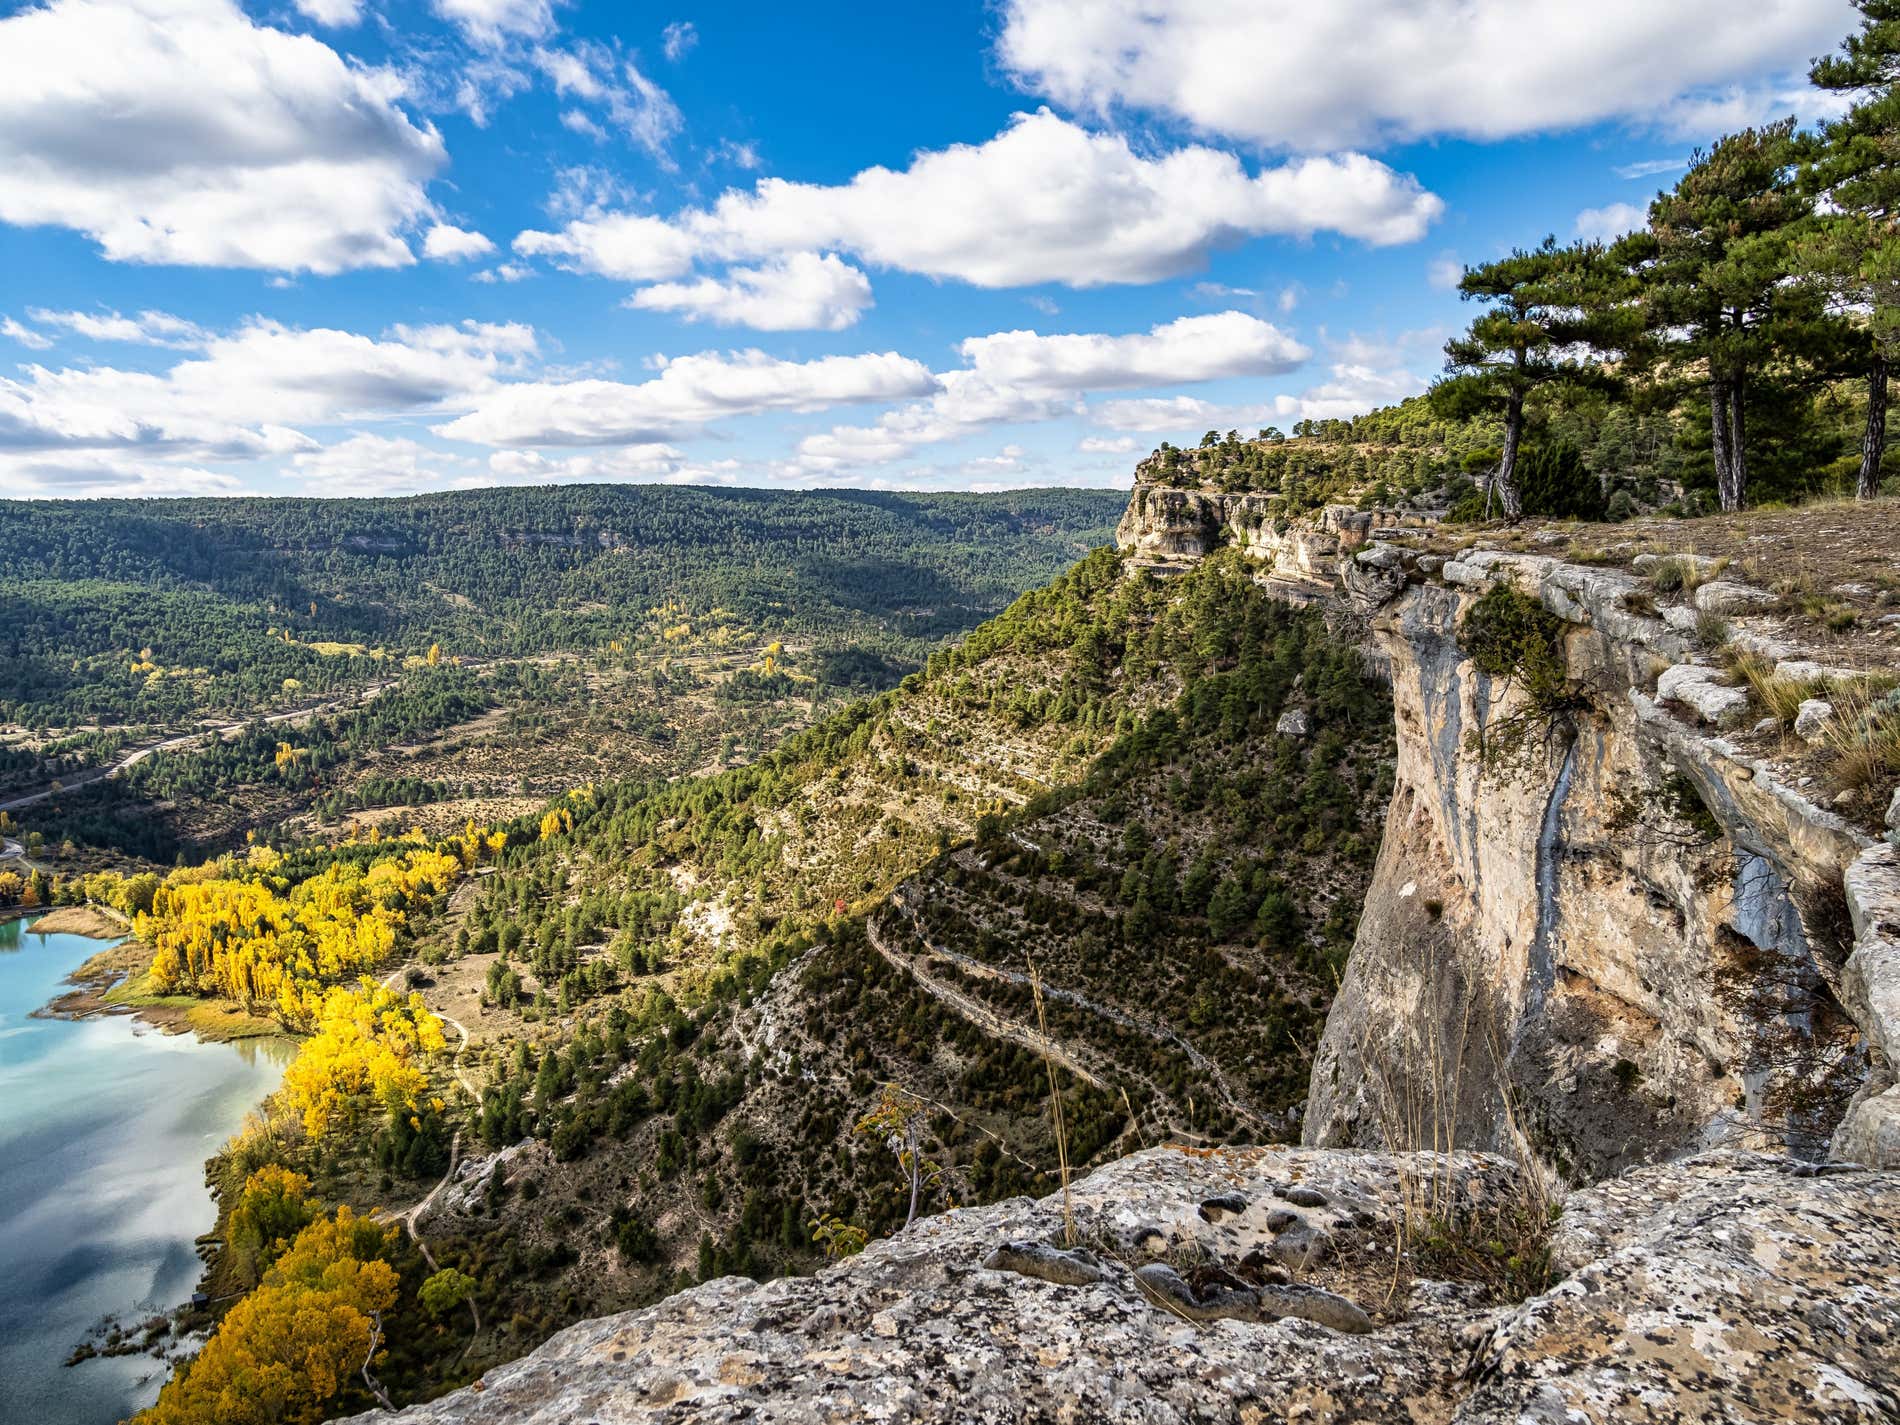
[1618,122,1822,511]
[1431,238,1624,521]
[1805,0,1900,498]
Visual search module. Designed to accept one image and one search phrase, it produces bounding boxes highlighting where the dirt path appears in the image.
[866,910,1107,1090]
[888,893,1270,1132]
[0,680,399,814]
[377,973,482,1345]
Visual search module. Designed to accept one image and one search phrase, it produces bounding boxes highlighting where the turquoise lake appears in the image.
[0,916,288,1425]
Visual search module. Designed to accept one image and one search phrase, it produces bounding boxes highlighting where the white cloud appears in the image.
[0,450,241,497]
[997,0,1853,150]
[1574,202,1648,243]
[795,312,1304,472]
[1427,252,1463,291]
[514,109,1441,290]
[290,433,483,496]
[423,224,497,261]
[487,444,693,483]
[1615,156,1690,181]
[0,317,535,459]
[517,212,700,281]
[960,311,1307,391]
[25,308,209,348]
[630,253,874,331]
[662,20,697,61]
[431,0,553,45]
[1273,363,1423,423]
[2,317,54,351]
[293,0,363,25]
[0,0,445,274]
[472,262,535,283]
[1092,395,1275,432]
[1079,435,1136,453]
[437,349,938,446]
[529,45,683,158]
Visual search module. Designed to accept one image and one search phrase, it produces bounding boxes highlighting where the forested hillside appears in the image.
[0,485,1124,726]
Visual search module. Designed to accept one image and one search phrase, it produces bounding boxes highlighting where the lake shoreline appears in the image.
[0,916,293,1425]
[37,938,288,1044]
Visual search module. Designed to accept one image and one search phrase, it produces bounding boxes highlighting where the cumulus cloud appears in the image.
[487,444,697,483]
[1427,253,1464,291]
[292,0,364,25]
[0,0,446,274]
[1079,435,1137,453]
[437,349,938,446]
[996,0,1853,150]
[0,450,242,497]
[514,110,1441,290]
[25,308,209,347]
[960,311,1306,392]
[423,224,497,261]
[795,312,1304,473]
[1574,202,1648,243]
[630,253,874,331]
[662,20,697,61]
[431,0,553,46]
[289,433,493,495]
[1091,395,1276,432]
[0,317,535,460]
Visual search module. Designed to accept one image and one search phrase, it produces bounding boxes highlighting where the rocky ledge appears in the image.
[351,1146,1898,1424]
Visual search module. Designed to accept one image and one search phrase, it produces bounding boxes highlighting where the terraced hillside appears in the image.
[373,546,1394,1368]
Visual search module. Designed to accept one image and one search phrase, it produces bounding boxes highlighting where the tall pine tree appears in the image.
[1619,122,1820,511]
[1431,238,1626,521]
[1806,0,1900,498]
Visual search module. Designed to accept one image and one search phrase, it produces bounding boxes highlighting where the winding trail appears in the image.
[378,967,482,1346]
[0,681,399,814]
[878,890,1273,1135]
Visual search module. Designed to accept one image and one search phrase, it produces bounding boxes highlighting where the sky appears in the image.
[0,0,1865,500]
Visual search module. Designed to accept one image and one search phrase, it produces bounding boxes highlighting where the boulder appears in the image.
[1655,663,1751,728]
[1795,698,1837,742]
[1277,708,1311,739]
[1693,579,1777,615]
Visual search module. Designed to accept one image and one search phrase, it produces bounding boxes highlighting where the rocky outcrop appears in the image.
[1114,487,1440,593]
[1117,498,1891,1178]
[1318,549,1876,1177]
[351,1146,1900,1424]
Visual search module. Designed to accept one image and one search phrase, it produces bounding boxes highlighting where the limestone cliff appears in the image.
[1117,485,1898,1178]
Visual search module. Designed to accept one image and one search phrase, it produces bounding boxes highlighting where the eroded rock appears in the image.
[348,1148,1900,1425]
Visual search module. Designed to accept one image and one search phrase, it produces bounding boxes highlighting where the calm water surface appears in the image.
[0,916,289,1425]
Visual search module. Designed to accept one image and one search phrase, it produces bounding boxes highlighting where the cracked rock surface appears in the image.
[349,1146,1898,1424]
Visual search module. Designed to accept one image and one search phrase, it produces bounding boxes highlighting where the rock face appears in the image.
[351,1147,1900,1424]
[1297,544,1877,1178]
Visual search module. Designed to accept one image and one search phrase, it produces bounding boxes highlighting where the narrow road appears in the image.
[0,680,397,814]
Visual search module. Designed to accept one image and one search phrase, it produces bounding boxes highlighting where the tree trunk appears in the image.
[1728,376,1747,511]
[1710,379,1741,513]
[1862,357,1888,500]
[1497,390,1525,521]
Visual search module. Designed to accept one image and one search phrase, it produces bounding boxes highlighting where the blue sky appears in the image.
[0,0,1861,498]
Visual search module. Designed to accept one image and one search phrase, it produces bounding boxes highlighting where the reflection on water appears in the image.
[0,916,288,1425]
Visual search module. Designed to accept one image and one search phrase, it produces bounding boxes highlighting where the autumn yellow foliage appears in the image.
[135,1207,398,1425]
[138,847,462,1025]
[280,981,447,1139]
